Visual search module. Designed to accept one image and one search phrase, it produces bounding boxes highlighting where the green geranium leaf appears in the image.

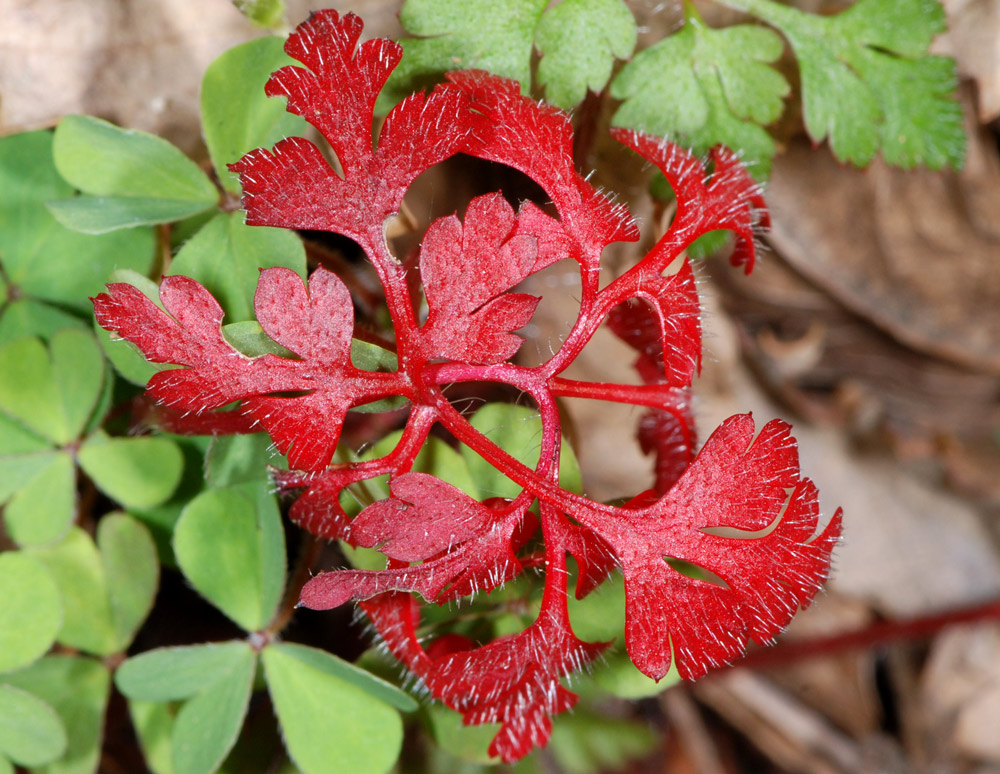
[461,403,582,500]
[47,196,217,235]
[3,656,111,774]
[173,484,285,631]
[725,0,965,169]
[611,10,787,179]
[171,644,255,774]
[535,0,636,109]
[1,451,76,547]
[52,115,217,212]
[0,552,62,674]
[0,131,154,313]
[169,212,306,321]
[262,642,404,774]
[116,642,254,702]
[28,528,117,656]
[201,36,308,193]
[0,331,104,445]
[78,432,184,509]
[380,0,548,110]
[0,685,67,767]
[98,513,159,648]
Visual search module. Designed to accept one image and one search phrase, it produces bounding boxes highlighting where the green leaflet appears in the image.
[3,656,112,774]
[201,36,308,193]
[611,9,787,179]
[380,0,634,112]
[0,685,67,768]
[0,131,154,314]
[722,0,965,169]
[231,0,286,29]
[262,642,404,774]
[0,552,62,674]
[173,484,286,632]
[535,0,636,109]
[0,451,75,547]
[78,432,184,510]
[169,212,306,323]
[50,116,218,233]
[116,642,256,703]
[28,519,158,657]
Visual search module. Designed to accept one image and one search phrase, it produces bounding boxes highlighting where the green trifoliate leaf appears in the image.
[726,0,965,169]
[0,685,67,767]
[171,643,256,774]
[611,12,787,179]
[1,451,76,547]
[50,115,218,232]
[460,402,582,500]
[379,0,548,110]
[3,656,111,774]
[201,36,308,193]
[262,642,404,774]
[0,330,105,445]
[173,484,286,632]
[28,528,117,656]
[77,431,184,510]
[169,212,306,321]
[0,552,62,674]
[535,0,636,109]
[116,642,255,702]
[0,131,154,312]
[0,300,86,346]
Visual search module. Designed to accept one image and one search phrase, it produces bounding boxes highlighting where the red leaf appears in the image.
[593,415,842,681]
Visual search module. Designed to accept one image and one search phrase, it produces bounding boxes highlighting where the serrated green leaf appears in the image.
[201,36,308,193]
[0,685,66,767]
[28,528,117,656]
[611,11,787,179]
[262,642,403,774]
[535,0,636,109]
[53,115,218,205]
[171,644,255,774]
[379,0,548,111]
[0,300,86,346]
[173,485,285,631]
[128,700,175,774]
[116,642,254,702]
[98,513,159,648]
[0,131,155,313]
[47,196,217,235]
[78,432,184,509]
[0,552,62,674]
[266,642,417,712]
[231,0,286,29]
[169,212,306,321]
[725,0,965,169]
[460,403,582,500]
[2,451,76,547]
[3,656,111,774]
